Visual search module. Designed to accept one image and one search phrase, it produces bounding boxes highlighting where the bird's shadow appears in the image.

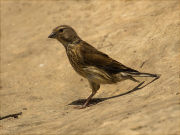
[69,77,160,106]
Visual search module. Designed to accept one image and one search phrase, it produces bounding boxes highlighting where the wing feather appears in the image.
[79,41,139,74]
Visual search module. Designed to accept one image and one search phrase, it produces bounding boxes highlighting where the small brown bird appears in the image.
[48,25,160,109]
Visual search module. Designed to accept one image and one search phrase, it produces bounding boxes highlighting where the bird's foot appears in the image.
[77,99,100,104]
[74,104,93,109]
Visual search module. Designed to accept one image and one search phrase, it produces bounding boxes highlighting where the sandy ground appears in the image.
[1,1,179,134]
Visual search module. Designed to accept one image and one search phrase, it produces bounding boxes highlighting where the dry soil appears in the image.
[1,1,179,134]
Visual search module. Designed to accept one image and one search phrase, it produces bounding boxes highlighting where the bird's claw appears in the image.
[74,104,93,109]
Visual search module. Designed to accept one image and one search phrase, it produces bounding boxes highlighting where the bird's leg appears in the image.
[75,81,100,109]
[83,94,94,106]
[75,93,95,109]
[77,97,101,104]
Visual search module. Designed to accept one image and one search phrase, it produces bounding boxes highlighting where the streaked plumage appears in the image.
[48,25,160,109]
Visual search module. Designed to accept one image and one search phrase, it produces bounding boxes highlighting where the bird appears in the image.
[48,25,160,109]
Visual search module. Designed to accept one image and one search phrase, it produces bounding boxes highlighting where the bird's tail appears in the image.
[118,72,160,83]
[124,72,161,78]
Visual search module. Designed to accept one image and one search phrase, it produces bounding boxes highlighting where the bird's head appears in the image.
[48,25,81,48]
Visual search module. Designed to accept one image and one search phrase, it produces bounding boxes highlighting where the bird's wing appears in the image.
[78,41,139,74]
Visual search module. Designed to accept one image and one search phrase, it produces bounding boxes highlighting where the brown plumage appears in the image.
[48,25,160,109]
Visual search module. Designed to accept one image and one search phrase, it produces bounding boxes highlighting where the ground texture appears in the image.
[1,1,179,134]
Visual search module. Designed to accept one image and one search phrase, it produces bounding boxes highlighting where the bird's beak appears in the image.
[48,32,56,38]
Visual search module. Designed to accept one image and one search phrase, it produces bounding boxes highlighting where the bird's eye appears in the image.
[59,28,64,33]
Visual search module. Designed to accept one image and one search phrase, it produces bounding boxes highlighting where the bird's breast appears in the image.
[67,48,87,78]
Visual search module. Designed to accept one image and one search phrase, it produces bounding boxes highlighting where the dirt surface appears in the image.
[1,1,179,134]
